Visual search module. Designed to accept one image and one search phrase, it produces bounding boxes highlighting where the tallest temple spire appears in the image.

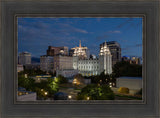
[79,40,81,48]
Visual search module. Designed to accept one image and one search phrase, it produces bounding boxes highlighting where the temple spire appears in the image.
[105,41,107,45]
[79,40,81,48]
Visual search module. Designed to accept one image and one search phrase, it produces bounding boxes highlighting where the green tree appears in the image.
[77,84,115,100]
[30,78,59,99]
[34,87,48,100]
[18,76,35,91]
[90,72,116,87]
[47,78,59,96]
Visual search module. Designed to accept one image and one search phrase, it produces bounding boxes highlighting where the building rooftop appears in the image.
[19,52,31,55]
[104,41,121,47]
[117,76,142,79]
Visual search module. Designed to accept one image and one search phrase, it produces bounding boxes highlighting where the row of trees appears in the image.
[18,72,68,99]
[113,61,142,77]
[18,68,57,77]
[84,71,116,86]
[18,69,46,76]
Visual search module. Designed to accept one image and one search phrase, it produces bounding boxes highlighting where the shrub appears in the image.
[57,75,68,84]
[135,88,142,95]
[118,87,129,94]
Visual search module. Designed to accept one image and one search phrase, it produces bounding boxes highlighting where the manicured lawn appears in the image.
[115,94,142,100]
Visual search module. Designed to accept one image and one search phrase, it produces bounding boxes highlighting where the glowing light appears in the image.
[87,97,90,100]
[18,92,22,96]
[73,79,77,84]
[109,85,112,88]
[41,89,43,91]
[68,95,72,99]
[44,92,48,95]
[24,74,27,78]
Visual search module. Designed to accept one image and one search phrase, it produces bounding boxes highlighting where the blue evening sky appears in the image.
[18,17,142,58]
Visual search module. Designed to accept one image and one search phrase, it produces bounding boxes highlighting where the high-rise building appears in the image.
[122,56,141,65]
[40,55,54,72]
[19,52,31,65]
[100,41,121,66]
[54,55,73,71]
[70,40,90,59]
[17,64,24,72]
[47,46,68,56]
[130,56,141,65]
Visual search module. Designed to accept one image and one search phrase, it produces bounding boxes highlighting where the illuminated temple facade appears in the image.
[72,41,112,76]
[70,40,90,59]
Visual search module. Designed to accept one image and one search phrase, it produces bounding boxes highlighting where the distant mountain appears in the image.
[31,57,40,64]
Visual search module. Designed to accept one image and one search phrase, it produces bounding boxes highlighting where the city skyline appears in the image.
[18,17,142,58]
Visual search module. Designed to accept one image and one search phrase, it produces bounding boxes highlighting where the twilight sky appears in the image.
[18,17,142,58]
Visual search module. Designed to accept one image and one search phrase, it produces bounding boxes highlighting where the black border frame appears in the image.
[1,1,159,117]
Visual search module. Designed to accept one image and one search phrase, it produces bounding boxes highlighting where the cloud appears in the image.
[107,30,121,34]
[73,28,88,34]
[121,43,142,50]
[57,23,88,34]
[115,18,142,32]
[96,34,109,41]
[18,19,89,48]
[118,38,128,43]
[116,18,134,29]
[94,30,121,43]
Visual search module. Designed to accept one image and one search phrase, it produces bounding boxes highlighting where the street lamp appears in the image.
[68,95,72,100]
[44,92,48,95]
[73,78,77,86]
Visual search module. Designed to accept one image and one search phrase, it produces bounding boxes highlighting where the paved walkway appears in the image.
[59,88,80,100]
